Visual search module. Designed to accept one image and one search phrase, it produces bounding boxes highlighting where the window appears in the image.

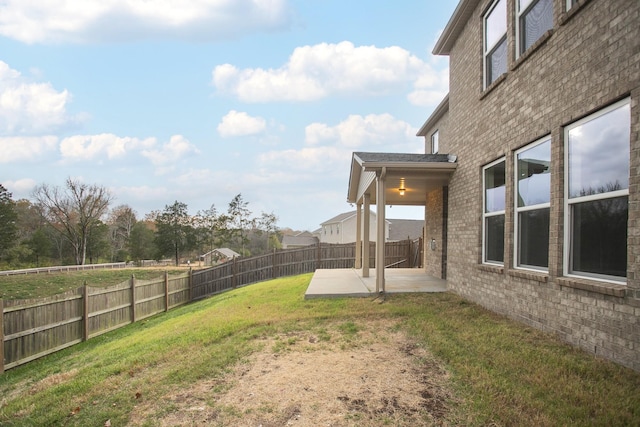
[483,158,506,264]
[484,0,507,88]
[566,0,578,11]
[517,0,553,55]
[515,137,550,269]
[564,99,630,281]
[431,130,439,154]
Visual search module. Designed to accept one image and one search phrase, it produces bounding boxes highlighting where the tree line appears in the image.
[0,179,281,269]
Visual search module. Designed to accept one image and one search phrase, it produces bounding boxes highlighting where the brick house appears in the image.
[348,0,639,370]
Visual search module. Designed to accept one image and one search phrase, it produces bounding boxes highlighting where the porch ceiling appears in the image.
[347,152,457,206]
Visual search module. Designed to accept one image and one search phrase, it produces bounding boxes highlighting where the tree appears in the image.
[33,178,113,265]
[129,221,156,263]
[0,184,18,262]
[258,211,280,251]
[107,205,137,261]
[154,201,194,266]
[227,194,252,255]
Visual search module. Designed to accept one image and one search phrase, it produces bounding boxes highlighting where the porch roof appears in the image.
[347,151,457,206]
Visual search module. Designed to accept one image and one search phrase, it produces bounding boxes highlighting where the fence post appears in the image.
[232,257,238,288]
[0,298,4,374]
[316,242,321,270]
[272,248,277,279]
[164,271,169,311]
[188,268,193,301]
[83,283,89,341]
[130,275,136,324]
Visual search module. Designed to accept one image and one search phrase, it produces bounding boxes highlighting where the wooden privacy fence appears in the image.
[1,239,420,373]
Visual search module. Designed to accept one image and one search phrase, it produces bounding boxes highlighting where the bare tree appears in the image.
[33,178,113,265]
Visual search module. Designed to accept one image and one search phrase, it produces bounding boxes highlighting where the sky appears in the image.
[0,0,456,231]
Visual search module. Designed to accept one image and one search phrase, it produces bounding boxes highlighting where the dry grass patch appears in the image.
[129,319,456,426]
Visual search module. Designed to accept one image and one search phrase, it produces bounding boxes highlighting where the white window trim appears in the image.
[516,0,553,58]
[483,0,507,89]
[563,98,630,284]
[431,130,439,154]
[482,157,506,265]
[514,136,550,272]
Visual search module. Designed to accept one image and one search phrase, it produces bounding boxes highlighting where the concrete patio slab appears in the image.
[305,268,447,299]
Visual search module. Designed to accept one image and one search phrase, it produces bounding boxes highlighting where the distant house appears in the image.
[318,210,387,244]
[316,211,423,244]
[200,248,240,265]
[282,232,319,249]
[388,219,424,242]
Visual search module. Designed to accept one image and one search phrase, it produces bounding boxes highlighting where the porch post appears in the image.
[363,194,371,277]
[376,168,386,293]
[355,202,362,269]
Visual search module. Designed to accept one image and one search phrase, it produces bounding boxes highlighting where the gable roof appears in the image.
[347,151,457,205]
[417,94,449,137]
[282,234,318,247]
[321,210,377,226]
[433,0,481,55]
[388,219,424,241]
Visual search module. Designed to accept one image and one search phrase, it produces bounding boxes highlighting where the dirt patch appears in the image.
[130,320,454,426]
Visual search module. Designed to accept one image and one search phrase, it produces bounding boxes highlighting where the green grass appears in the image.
[0,267,192,299]
[0,273,639,426]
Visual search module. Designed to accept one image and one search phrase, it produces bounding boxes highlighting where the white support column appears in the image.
[363,193,371,277]
[376,168,386,293]
[355,202,362,269]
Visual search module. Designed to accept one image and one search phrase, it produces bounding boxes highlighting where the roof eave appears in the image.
[432,0,479,55]
[416,94,450,136]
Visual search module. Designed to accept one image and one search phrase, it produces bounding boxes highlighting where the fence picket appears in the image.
[0,298,4,374]
[0,239,419,373]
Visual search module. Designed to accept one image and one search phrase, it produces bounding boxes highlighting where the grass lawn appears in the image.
[0,267,193,300]
[0,273,639,425]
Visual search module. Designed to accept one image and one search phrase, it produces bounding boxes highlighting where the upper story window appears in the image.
[515,137,551,270]
[566,0,578,11]
[483,158,506,264]
[564,98,630,282]
[484,0,507,88]
[517,0,553,56]
[431,130,439,154]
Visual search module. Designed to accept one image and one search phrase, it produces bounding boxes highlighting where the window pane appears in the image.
[571,197,628,277]
[485,161,506,212]
[431,131,439,154]
[521,0,553,52]
[517,139,550,207]
[486,215,505,263]
[568,103,630,198]
[519,208,549,268]
[519,0,535,10]
[487,37,507,86]
[486,0,507,50]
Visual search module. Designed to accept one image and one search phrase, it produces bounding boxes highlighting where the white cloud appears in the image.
[2,178,38,197]
[141,134,200,167]
[0,61,82,135]
[217,110,267,138]
[60,133,156,161]
[0,0,291,44]
[305,114,418,150]
[0,136,58,162]
[212,41,444,103]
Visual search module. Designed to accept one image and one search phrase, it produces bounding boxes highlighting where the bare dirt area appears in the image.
[130,320,456,426]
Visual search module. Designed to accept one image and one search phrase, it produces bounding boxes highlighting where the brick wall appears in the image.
[437,0,640,370]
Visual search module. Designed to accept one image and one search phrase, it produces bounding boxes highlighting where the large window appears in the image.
[484,0,507,88]
[515,137,550,269]
[565,99,630,281]
[483,159,506,264]
[517,0,553,55]
[431,130,439,154]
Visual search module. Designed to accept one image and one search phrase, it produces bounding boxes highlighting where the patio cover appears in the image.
[347,152,457,293]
